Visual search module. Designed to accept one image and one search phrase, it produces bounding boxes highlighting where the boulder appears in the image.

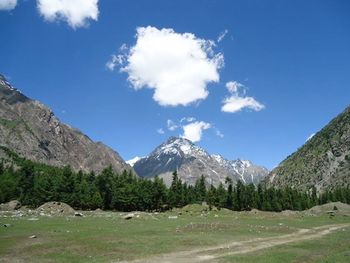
[123,213,135,220]
[0,200,21,211]
[37,201,75,216]
[74,212,84,217]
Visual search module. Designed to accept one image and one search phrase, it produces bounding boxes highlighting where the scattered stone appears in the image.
[29,235,37,239]
[168,216,178,219]
[74,212,84,217]
[27,217,39,221]
[214,214,219,218]
[211,206,219,212]
[123,213,135,220]
[3,224,11,227]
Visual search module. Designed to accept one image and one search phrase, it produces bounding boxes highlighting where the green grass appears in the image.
[220,224,350,263]
[0,210,349,262]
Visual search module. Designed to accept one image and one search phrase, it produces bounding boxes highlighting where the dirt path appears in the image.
[125,223,349,263]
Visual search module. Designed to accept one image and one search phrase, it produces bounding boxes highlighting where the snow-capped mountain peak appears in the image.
[133,137,269,186]
[153,136,208,158]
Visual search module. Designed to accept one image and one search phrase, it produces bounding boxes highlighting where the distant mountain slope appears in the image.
[0,74,132,174]
[132,137,268,186]
[266,106,350,191]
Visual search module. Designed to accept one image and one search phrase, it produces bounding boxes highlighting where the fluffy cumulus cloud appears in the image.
[181,121,211,143]
[159,118,220,142]
[0,0,17,10]
[112,26,224,106]
[221,81,265,113]
[37,0,99,29]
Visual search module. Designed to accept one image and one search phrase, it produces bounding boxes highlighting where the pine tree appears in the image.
[18,162,35,205]
[195,175,207,202]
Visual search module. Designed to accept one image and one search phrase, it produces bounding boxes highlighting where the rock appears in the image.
[211,206,219,212]
[29,235,37,239]
[168,216,178,219]
[74,212,84,217]
[123,213,135,220]
[0,200,21,211]
[3,224,11,227]
[37,202,75,216]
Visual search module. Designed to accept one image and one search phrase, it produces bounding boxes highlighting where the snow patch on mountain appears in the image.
[126,156,143,167]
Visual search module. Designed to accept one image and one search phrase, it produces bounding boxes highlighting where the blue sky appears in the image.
[0,0,349,169]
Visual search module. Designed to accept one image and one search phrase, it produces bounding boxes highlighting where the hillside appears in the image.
[0,74,132,174]
[266,106,350,191]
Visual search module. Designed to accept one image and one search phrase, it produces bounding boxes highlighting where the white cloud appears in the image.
[306,133,315,142]
[217,29,228,42]
[106,54,125,71]
[215,128,224,138]
[37,0,99,29]
[222,96,265,113]
[225,81,244,94]
[0,0,17,10]
[221,81,265,113]
[181,121,211,143]
[180,117,196,123]
[157,128,165,134]
[167,119,178,131]
[106,44,129,71]
[115,26,224,106]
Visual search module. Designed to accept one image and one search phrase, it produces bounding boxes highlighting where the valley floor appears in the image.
[0,207,349,262]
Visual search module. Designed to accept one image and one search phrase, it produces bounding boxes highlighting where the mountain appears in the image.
[132,137,268,186]
[0,74,132,174]
[265,106,350,191]
[126,156,143,167]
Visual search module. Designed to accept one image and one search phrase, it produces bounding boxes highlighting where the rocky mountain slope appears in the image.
[132,137,268,186]
[265,106,350,191]
[0,74,132,174]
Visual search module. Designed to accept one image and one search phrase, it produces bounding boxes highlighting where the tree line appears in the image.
[0,156,349,212]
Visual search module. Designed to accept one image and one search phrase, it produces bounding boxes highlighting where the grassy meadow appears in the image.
[0,206,349,262]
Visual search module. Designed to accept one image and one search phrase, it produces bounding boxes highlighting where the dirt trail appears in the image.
[125,223,349,263]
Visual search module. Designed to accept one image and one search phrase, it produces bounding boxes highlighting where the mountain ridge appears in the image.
[0,74,133,174]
